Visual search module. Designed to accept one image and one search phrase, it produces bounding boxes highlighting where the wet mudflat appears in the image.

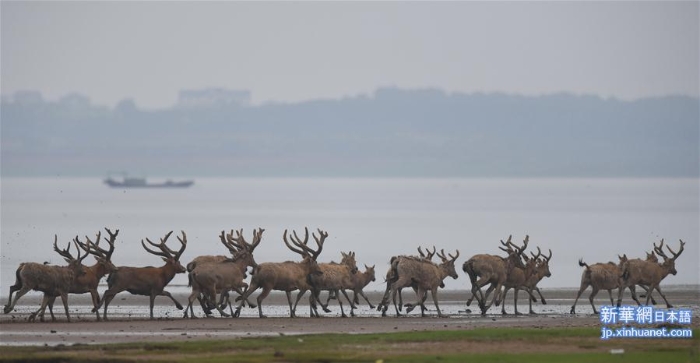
[1,288,698,346]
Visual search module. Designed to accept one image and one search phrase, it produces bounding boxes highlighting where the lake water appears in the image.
[1,177,698,295]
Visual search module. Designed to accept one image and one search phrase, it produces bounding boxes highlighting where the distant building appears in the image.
[177,88,251,108]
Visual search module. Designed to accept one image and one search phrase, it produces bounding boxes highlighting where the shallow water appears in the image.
[2,177,698,292]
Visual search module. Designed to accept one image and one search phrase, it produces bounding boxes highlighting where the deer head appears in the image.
[340,251,358,274]
[654,239,685,275]
[437,249,460,279]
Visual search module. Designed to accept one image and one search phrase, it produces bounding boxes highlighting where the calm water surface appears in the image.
[1,177,698,294]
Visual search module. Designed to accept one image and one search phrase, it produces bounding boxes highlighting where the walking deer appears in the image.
[392,249,460,317]
[463,235,528,315]
[40,228,119,321]
[4,236,88,322]
[617,239,685,308]
[95,231,188,320]
[306,251,359,318]
[184,228,263,318]
[233,228,325,318]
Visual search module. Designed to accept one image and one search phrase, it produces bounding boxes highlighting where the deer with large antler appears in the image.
[37,228,119,322]
[387,248,460,317]
[234,228,325,318]
[4,235,88,322]
[184,228,263,318]
[617,239,685,308]
[463,235,528,315]
[95,231,188,320]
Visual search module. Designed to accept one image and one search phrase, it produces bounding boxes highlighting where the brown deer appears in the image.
[395,249,460,317]
[185,230,258,317]
[499,254,537,315]
[325,263,376,317]
[184,228,263,318]
[95,230,188,320]
[233,228,325,318]
[4,236,88,322]
[376,246,436,316]
[570,255,627,314]
[617,239,685,308]
[305,251,359,318]
[463,235,528,315]
[521,247,553,314]
[40,228,119,321]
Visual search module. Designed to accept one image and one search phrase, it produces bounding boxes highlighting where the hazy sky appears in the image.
[2,1,698,109]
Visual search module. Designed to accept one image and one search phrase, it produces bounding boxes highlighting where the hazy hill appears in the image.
[1,88,698,177]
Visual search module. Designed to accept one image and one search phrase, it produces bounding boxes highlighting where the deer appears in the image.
[95,230,188,320]
[4,235,88,322]
[233,228,325,318]
[38,228,119,322]
[391,249,460,317]
[324,263,376,317]
[499,254,537,315]
[184,228,263,318]
[617,239,685,308]
[305,251,359,318]
[184,230,259,317]
[570,254,628,315]
[463,235,528,315]
[521,247,553,314]
[376,246,436,317]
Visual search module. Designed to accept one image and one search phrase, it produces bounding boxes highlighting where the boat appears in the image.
[104,174,194,188]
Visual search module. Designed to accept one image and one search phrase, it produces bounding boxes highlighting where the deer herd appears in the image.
[3,227,686,322]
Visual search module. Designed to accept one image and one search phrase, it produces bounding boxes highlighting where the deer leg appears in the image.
[627,285,642,306]
[30,294,51,322]
[4,279,22,312]
[283,290,295,318]
[589,287,600,315]
[430,287,443,317]
[358,290,374,309]
[88,289,101,321]
[651,285,672,308]
[340,289,356,310]
[534,287,546,304]
[215,289,231,317]
[513,289,522,316]
[253,287,271,318]
[638,285,658,305]
[615,285,627,308]
[527,288,536,315]
[158,290,183,310]
[500,287,510,315]
[46,295,56,322]
[569,282,589,314]
[185,289,199,318]
[59,293,71,322]
[98,287,122,321]
[4,285,32,315]
[335,290,348,318]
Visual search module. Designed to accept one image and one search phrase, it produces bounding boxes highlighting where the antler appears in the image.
[499,235,514,252]
[283,227,311,257]
[310,228,327,260]
[53,235,87,263]
[220,230,241,255]
[227,227,265,253]
[513,235,529,255]
[141,231,175,258]
[448,249,459,262]
[101,228,118,259]
[665,240,685,261]
[653,239,666,256]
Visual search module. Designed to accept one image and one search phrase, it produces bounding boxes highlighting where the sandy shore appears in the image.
[1,287,698,346]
